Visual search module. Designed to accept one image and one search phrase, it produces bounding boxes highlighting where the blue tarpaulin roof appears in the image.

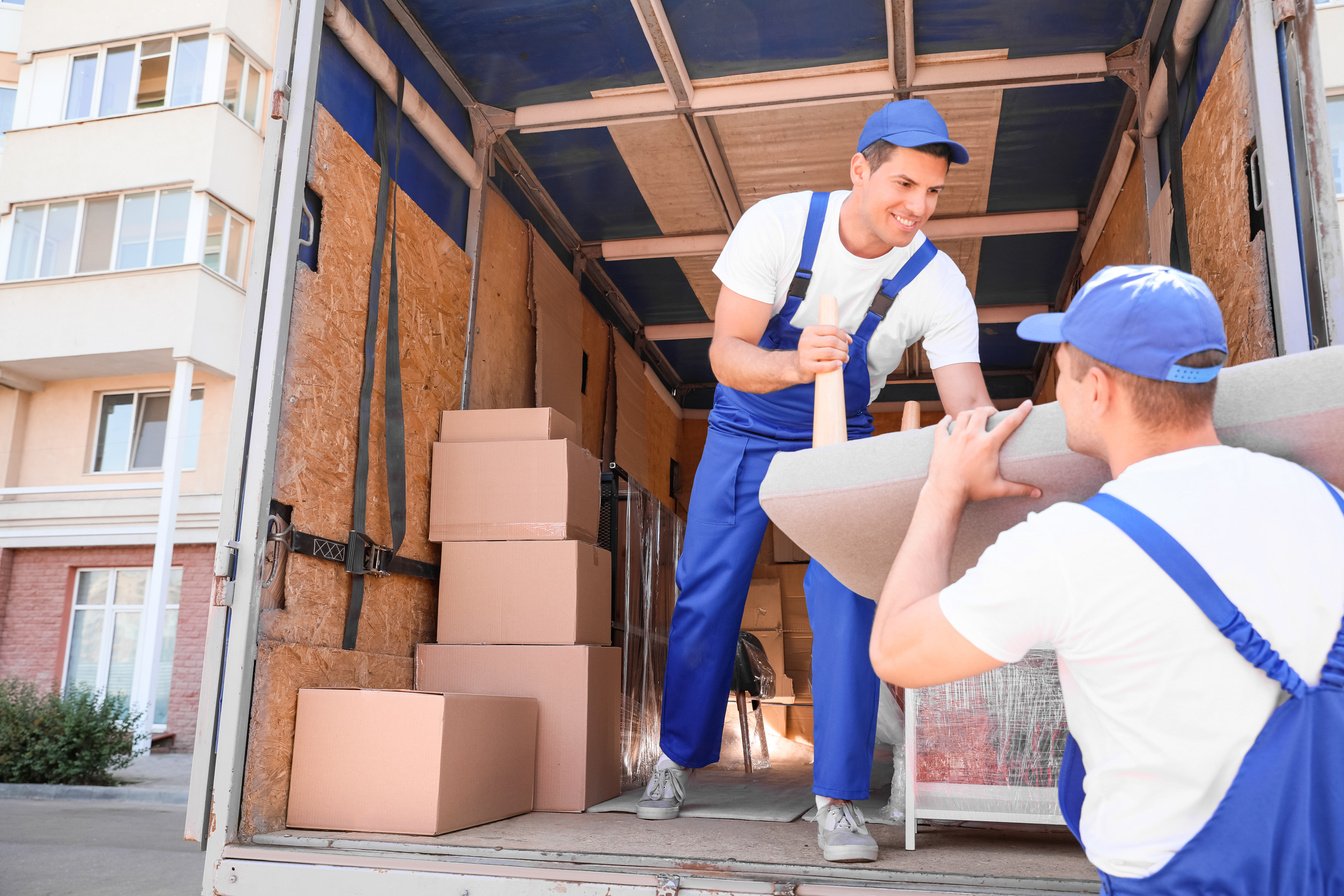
[318,0,1233,408]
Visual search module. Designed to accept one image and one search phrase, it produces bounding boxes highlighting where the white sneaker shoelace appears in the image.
[644,766,686,803]
[821,800,867,833]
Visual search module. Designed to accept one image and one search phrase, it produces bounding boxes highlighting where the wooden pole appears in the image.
[812,294,848,447]
[901,399,921,432]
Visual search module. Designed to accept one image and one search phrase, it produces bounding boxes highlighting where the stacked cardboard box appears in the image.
[287,689,538,836]
[421,407,622,813]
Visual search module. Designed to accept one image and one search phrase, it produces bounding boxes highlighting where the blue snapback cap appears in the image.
[1016,265,1228,383]
[857,99,969,165]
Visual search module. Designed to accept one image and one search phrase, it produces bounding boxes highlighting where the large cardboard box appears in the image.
[429,439,600,543]
[771,523,810,564]
[287,689,537,836]
[439,407,578,445]
[416,644,621,812]
[780,564,809,631]
[740,578,782,631]
[438,541,612,645]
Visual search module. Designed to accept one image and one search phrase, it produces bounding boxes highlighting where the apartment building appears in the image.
[1323,1,1344,253]
[0,0,278,750]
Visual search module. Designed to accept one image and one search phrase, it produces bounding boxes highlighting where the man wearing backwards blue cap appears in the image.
[637,99,994,862]
[870,265,1344,892]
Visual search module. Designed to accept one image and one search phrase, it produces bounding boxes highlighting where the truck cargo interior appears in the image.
[192,0,1341,893]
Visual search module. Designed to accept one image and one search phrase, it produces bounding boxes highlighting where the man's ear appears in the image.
[1086,364,1112,415]
[850,152,869,188]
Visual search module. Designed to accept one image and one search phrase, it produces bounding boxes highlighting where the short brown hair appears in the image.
[862,139,953,172]
[1064,344,1226,430]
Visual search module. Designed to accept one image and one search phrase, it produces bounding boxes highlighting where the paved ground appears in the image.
[0,753,203,896]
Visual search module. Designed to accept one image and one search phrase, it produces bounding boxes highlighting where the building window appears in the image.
[0,85,16,148]
[92,387,204,473]
[203,199,250,283]
[223,45,266,129]
[5,188,197,280]
[64,567,180,729]
[1328,95,1344,198]
[62,33,209,122]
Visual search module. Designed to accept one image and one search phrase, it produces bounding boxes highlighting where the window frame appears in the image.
[89,386,205,475]
[203,197,252,285]
[1327,91,1344,200]
[222,43,267,131]
[4,187,206,282]
[61,566,182,732]
[60,31,211,124]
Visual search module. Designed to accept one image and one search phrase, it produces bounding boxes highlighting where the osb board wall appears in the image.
[466,187,533,412]
[532,229,587,428]
[1079,145,1149,284]
[246,104,469,835]
[578,291,612,460]
[614,336,649,486]
[641,373,680,506]
[676,417,709,512]
[239,641,412,837]
[1181,11,1275,367]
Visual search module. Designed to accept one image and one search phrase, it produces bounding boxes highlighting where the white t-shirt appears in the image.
[711,190,981,402]
[939,446,1344,878]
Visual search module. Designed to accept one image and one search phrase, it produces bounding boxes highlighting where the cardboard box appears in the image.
[287,689,537,836]
[439,407,578,445]
[772,524,810,564]
[740,578,782,631]
[438,541,612,645]
[416,644,621,812]
[429,439,600,543]
[780,564,809,632]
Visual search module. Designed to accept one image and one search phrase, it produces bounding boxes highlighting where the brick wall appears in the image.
[0,543,214,751]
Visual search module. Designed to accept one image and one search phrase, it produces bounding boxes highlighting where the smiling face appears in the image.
[843,145,949,257]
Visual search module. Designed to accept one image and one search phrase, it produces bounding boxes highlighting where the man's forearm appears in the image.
[710,336,807,394]
[872,484,966,652]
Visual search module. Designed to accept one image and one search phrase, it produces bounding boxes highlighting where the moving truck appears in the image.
[189,0,1342,893]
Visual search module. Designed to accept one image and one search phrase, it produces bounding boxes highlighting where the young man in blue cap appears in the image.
[870,265,1344,891]
[637,98,994,863]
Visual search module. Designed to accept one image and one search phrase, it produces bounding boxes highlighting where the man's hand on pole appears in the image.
[793,323,851,383]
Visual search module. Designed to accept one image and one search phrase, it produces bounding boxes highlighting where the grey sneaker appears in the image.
[816,800,878,862]
[635,763,689,820]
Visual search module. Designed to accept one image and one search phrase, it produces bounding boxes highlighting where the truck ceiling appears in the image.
[316,0,1241,409]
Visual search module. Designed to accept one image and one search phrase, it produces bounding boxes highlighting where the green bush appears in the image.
[0,678,144,785]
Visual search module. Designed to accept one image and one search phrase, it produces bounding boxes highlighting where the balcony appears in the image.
[0,102,263,218]
[17,0,277,64]
[0,482,223,548]
[0,264,245,381]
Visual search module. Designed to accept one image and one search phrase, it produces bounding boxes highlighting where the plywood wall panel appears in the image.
[239,640,412,837]
[467,187,534,411]
[1181,13,1275,367]
[246,104,466,834]
[1079,147,1149,284]
[579,310,612,459]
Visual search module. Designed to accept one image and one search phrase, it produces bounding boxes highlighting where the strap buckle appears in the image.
[788,270,812,299]
[345,530,392,577]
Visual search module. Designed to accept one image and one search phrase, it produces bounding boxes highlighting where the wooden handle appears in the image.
[901,399,921,432]
[812,294,848,447]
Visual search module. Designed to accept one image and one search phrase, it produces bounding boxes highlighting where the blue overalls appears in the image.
[660,191,938,799]
[1058,479,1344,894]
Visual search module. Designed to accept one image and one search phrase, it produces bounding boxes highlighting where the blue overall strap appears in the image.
[1084,493,1308,699]
[787,191,831,301]
[867,237,938,320]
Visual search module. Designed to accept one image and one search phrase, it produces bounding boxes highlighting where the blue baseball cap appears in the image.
[857,99,969,165]
[1016,265,1228,383]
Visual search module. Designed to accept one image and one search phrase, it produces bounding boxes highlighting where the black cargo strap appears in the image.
[342,72,426,649]
[289,526,437,580]
[1163,36,1192,273]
